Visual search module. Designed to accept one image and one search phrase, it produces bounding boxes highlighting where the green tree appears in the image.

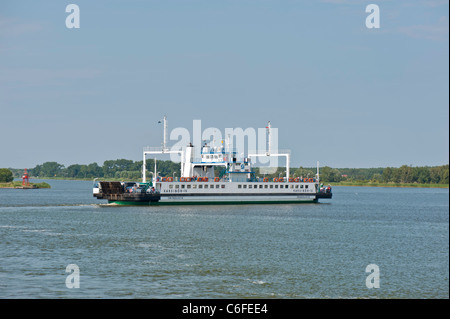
[0,168,14,183]
[102,159,134,178]
[39,162,65,177]
[293,167,315,179]
[30,164,42,177]
[440,165,449,184]
[320,166,342,183]
[429,166,441,184]
[371,173,382,183]
[67,164,82,178]
[382,167,393,183]
[391,168,401,183]
[413,166,430,184]
[398,165,413,183]
[86,162,103,178]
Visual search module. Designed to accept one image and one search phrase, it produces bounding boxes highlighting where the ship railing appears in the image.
[143,146,184,154]
[192,157,229,163]
[201,149,238,154]
[143,146,165,153]
[247,149,291,155]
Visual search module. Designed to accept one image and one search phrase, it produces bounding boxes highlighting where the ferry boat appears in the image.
[93,118,332,205]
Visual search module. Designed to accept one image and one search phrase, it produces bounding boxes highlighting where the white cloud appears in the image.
[0,68,102,88]
[0,16,43,38]
[398,16,449,41]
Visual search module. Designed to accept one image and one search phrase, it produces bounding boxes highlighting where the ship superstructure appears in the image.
[93,117,332,205]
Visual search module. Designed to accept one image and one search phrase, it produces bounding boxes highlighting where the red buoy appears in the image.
[22,168,29,187]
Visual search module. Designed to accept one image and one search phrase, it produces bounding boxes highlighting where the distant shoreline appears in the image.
[6,177,448,189]
[0,181,51,189]
[330,182,448,189]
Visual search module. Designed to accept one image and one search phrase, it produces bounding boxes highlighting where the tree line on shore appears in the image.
[255,165,448,184]
[5,160,449,185]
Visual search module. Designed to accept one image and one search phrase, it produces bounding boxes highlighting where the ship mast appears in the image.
[316,161,320,182]
[162,115,168,152]
[248,121,290,181]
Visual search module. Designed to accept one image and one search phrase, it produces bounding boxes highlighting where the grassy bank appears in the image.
[0,181,51,189]
[330,181,449,188]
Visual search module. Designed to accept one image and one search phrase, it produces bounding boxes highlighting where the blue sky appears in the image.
[0,0,448,169]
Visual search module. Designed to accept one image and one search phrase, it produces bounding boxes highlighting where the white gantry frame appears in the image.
[142,116,184,183]
[248,121,291,181]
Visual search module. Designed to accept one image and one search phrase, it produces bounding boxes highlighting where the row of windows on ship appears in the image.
[162,183,311,192]
[202,154,224,160]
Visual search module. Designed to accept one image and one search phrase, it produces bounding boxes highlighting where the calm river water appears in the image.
[0,180,448,298]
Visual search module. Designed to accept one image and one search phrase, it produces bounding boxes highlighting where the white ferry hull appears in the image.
[159,193,318,205]
[94,180,332,205]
